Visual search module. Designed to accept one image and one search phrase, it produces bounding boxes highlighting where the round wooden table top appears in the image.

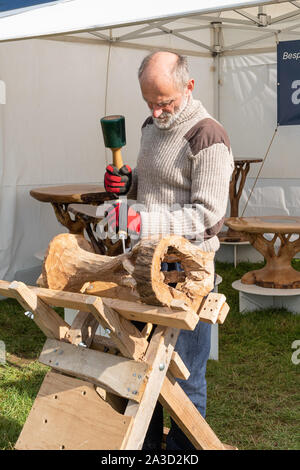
[225,216,300,234]
[30,184,110,204]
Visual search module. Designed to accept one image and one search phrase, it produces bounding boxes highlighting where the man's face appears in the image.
[141,77,190,129]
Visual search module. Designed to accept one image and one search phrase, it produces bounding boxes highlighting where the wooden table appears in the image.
[30,184,116,254]
[219,158,262,242]
[225,216,300,288]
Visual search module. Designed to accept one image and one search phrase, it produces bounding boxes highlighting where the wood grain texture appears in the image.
[225,216,300,234]
[15,371,133,450]
[123,326,179,450]
[8,281,70,340]
[30,184,109,204]
[159,373,226,450]
[65,310,99,347]
[169,351,190,380]
[39,339,150,402]
[226,217,300,288]
[39,233,215,311]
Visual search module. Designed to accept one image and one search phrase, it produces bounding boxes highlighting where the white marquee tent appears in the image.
[0,0,299,280]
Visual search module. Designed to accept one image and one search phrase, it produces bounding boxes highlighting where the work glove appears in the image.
[105,203,141,238]
[104,164,132,195]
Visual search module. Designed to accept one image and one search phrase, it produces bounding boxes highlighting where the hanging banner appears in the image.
[277,40,300,126]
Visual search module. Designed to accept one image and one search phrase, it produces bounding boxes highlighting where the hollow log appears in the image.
[39,233,215,310]
[132,237,215,309]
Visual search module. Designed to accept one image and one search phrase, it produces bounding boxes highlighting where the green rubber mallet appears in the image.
[100,115,126,170]
[100,114,127,252]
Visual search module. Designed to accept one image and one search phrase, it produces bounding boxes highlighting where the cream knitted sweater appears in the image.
[128,97,234,252]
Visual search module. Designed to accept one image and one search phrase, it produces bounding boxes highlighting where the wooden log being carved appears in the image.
[39,233,215,310]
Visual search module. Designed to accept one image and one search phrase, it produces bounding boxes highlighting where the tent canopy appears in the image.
[0,0,299,56]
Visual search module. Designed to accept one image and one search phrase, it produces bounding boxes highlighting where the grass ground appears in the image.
[0,261,299,450]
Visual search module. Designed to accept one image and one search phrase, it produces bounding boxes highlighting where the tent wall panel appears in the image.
[0,39,213,279]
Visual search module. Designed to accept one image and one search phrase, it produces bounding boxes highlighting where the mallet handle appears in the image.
[112,148,123,170]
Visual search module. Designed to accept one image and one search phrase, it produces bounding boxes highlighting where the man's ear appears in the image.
[187,79,195,93]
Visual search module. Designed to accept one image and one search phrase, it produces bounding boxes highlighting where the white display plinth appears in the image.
[217,241,257,267]
[64,274,223,361]
[232,280,300,314]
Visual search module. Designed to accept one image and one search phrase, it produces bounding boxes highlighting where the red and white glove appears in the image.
[106,203,141,237]
[104,164,132,195]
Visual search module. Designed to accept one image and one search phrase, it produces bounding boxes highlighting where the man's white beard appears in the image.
[153,95,188,130]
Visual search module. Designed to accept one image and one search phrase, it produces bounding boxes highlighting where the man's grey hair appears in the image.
[138,51,189,91]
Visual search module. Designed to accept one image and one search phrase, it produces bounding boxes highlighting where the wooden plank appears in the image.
[123,326,179,450]
[33,287,100,313]
[15,371,133,450]
[159,373,226,450]
[169,351,190,380]
[90,334,120,355]
[39,339,150,402]
[0,280,148,362]
[89,299,149,361]
[95,387,128,414]
[101,297,199,331]
[198,293,227,324]
[0,281,199,331]
[0,280,96,313]
[7,281,70,340]
[65,310,99,347]
[217,303,230,324]
[141,322,153,340]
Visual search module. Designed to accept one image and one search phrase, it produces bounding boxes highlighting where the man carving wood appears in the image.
[104,51,234,450]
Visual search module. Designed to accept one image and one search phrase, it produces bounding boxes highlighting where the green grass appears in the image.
[0,299,61,449]
[0,262,300,450]
[205,260,300,450]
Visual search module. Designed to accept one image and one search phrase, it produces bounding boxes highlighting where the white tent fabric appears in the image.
[0,0,299,280]
[0,1,281,42]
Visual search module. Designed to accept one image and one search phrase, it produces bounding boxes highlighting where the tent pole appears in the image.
[214,54,220,121]
[212,23,222,121]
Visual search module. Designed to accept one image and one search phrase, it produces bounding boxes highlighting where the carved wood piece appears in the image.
[30,184,109,204]
[68,203,127,256]
[226,216,300,288]
[51,203,85,234]
[40,233,215,310]
[219,159,262,242]
[30,186,119,254]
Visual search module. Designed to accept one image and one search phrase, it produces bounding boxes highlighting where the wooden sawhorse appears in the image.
[0,280,235,450]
